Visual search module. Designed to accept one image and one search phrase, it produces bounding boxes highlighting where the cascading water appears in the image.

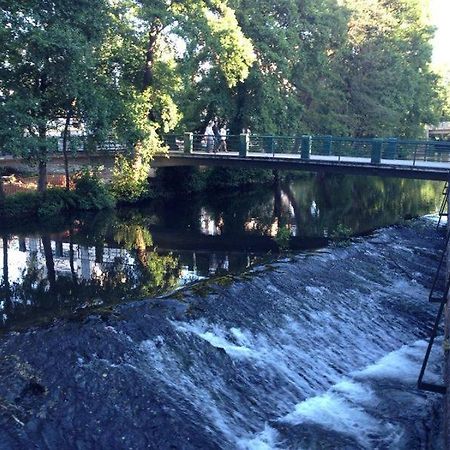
[0,217,444,449]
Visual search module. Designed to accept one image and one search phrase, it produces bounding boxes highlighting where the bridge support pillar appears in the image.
[240,134,249,157]
[301,135,311,160]
[184,132,193,154]
[371,138,383,164]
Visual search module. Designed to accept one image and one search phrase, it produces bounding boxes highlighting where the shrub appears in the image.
[111,154,150,202]
[275,226,291,251]
[73,168,116,210]
[330,223,352,242]
[0,171,115,223]
[38,188,78,218]
[1,191,41,219]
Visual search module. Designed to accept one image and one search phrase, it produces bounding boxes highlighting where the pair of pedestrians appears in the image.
[204,119,227,153]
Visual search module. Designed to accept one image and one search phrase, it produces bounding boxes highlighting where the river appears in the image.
[0,174,446,449]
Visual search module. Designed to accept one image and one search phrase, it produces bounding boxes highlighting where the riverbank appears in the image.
[0,219,445,449]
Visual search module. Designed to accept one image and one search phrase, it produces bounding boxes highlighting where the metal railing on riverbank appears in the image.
[418,205,449,393]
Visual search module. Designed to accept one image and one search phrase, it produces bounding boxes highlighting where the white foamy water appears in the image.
[136,221,443,449]
[279,339,441,449]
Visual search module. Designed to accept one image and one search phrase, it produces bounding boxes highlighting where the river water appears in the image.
[0,174,446,449]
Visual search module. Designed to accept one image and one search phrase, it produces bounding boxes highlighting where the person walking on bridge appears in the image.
[212,118,221,152]
[204,121,215,153]
[216,122,228,152]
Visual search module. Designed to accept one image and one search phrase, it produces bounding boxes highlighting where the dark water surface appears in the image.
[0,174,446,449]
[0,174,443,331]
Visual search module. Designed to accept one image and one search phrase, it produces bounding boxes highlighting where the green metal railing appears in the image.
[163,133,450,166]
[3,133,450,167]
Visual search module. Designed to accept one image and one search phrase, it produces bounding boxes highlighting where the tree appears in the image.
[0,0,111,191]
[341,0,441,137]
[177,0,442,139]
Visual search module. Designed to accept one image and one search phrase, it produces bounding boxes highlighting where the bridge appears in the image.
[159,133,450,181]
[1,133,450,181]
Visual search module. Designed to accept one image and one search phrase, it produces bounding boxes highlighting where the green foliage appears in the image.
[38,189,78,218]
[0,192,41,219]
[275,226,291,251]
[330,223,352,242]
[73,169,116,210]
[178,0,442,139]
[0,172,114,221]
[1,0,446,198]
[0,0,111,188]
[111,153,151,202]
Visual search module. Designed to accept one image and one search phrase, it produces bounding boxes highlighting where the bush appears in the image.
[111,154,150,202]
[38,188,78,218]
[330,223,352,242]
[1,191,41,219]
[73,169,116,210]
[0,171,115,223]
[275,226,291,251]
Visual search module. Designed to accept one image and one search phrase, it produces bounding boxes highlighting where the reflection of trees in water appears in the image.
[285,175,442,237]
[113,220,179,295]
[153,175,441,241]
[0,175,442,330]
[0,216,181,331]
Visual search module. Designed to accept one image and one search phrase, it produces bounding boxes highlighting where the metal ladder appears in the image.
[417,275,447,393]
[418,215,449,393]
[437,181,448,230]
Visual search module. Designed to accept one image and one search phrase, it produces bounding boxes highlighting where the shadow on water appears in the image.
[0,174,443,331]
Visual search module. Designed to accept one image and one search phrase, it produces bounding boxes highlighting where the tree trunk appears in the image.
[38,161,47,192]
[0,177,5,204]
[62,102,75,190]
[42,235,56,291]
[143,29,159,91]
[2,236,11,304]
[38,125,47,193]
[142,23,162,124]
[2,236,8,287]
[69,229,78,284]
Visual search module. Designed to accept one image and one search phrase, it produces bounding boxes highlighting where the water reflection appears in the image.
[0,174,443,330]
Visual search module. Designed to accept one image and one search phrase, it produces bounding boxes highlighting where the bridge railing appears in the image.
[4,133,448,167]
[165,132,450,166]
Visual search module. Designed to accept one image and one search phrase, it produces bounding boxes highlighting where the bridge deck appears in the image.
[154,150,450,181]
[1,148,449,181]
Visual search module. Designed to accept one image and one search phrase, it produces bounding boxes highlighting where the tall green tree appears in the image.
[0,0,111,191]
[106,0,255,199]
[178,0,441,139]
[341,0,440,137]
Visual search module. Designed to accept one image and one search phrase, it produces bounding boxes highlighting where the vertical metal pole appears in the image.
[184,132,193,154]
[371,138,382,164]
[240,133,249,157]
[301,135,311,160]
[386,138,397,160]
[270,135,275,157]
[323,135,332,156]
